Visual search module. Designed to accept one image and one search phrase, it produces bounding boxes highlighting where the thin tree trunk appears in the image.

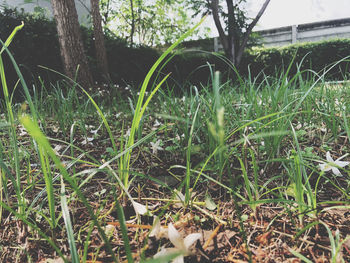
[236,0,270,66]
[211,0,270,68]
[226,0,236,65]
[129,0,135,46]
[211,0,230,59]
[51,0,93,88]
[90,0,110,82]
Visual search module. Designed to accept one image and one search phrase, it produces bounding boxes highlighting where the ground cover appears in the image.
[1,23,350,263]
[1,73,349,262]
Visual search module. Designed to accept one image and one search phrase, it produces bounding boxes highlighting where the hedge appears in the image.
[0,8,62,93]
[171,39,350,85]
[1,7,350,99]
[240,40,350,80]
[0,8,159,98]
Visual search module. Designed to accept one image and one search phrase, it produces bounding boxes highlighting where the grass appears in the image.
[0,23,350,262]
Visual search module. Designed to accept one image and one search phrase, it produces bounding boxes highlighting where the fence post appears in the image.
[214,37,219,52]
[292,25,298,44]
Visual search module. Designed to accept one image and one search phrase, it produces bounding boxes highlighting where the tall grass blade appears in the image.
[0,34,37,122]
[185,103,200,205]
[60,176,79,263]
[0,23,25,213]
[0,200,68,262]
[115,198,134,263]
[122,17,206,188]
[289,249,313,263]
[37,146,56,228]
[237,156,255,210]
[19,115,119,263]
[0,21,24,55]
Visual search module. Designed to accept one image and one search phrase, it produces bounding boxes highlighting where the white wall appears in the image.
[213,18,350,50]
[0,0,91,26]
[260,19,350,47]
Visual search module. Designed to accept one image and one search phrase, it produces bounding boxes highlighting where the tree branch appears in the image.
[211,0,228,53]
[129,0,135,46]
[226,0,235,63]
[236,0,270,65]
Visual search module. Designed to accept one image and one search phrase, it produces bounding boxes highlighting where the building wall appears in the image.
[259,17,350,47]
[0,0,91,26]
[214,17,350,51]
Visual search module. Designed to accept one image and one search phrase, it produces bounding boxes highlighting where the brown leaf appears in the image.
[252,246,266,261]
[202,229,237,252]
[256,231,272,245]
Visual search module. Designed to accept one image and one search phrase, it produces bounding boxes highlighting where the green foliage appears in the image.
[0,7,159,97]
[100,0,197,46]
[179,38,214,51]
[2,7,350,100]
[170,38,350,88]
[1,17,350,260]
[241,39,350,80]
[186,0,262,63]
[103,37,159,85]
[0,8,61,94]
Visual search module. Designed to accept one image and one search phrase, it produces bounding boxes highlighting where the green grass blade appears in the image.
[79,87,118,153]
[123,17,206,187]
[115,199,134,263]
[0,200,68,263]
[60,176,79,263]
[19,115,119,263]
[289,249,313,263]
[0,37,37,122]
[138,74,170,119]
[0,21,24,55]
[37,147,56,228]
[0,35,23,213]
[294,221,319,239]
[185,103,200,205]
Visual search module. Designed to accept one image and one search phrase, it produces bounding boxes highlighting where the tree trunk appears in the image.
[51,0,93,88]
[129,0,135,46]
[211,0,270,68]
[236,0,270,66]
[211,0,230,59]
[226,0,236,65]
[90,0,110,82]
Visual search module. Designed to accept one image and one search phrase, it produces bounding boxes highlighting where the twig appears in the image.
[193,204,227,225]
[107,221,153,229]
[203,224,222,250]
[271,229,331,252]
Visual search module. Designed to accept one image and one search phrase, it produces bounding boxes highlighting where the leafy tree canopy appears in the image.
[100,0,208,47]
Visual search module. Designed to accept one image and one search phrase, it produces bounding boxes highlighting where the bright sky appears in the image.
[251,0,350,30]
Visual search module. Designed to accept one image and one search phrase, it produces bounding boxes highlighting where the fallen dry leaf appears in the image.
[256,231,272,245]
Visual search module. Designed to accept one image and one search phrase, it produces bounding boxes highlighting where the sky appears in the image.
[250,0,350,30]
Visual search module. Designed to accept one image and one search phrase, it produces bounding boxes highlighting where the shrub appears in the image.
[0,7,159,98]
[1,7,350,100]
[0,7,62,97]
[241,39,350,80]
[103,39,159,86]
[165,39,350,90]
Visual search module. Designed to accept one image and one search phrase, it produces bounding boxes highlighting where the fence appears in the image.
[213,17,350,51]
